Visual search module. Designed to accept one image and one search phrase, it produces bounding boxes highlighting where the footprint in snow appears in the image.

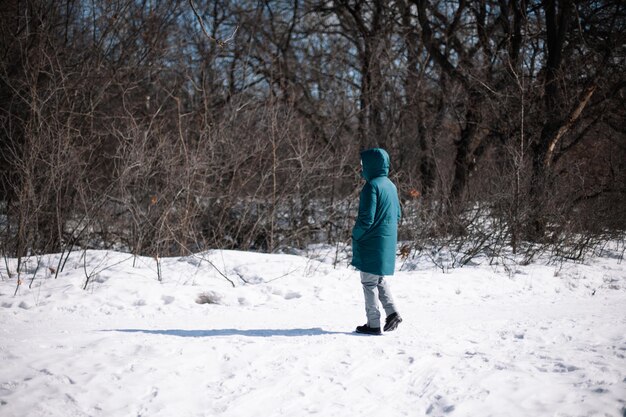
[284,291,301,300]
[426,395,455,415]
[553,362,579,373]
[136,387,159,417]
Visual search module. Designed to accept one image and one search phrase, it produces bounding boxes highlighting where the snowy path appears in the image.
[1,249,625,417]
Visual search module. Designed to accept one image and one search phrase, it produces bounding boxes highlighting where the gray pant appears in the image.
[360,271,397,328]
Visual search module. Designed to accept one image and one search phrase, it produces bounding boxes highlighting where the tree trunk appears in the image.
[526,0,572,240]
[449,89,482,211]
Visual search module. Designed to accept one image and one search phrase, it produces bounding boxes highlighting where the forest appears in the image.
[1,0,624,264]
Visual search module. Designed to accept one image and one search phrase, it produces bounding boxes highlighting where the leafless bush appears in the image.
[0,1,623,265]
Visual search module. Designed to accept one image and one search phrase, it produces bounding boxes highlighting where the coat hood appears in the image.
[360,148,390,181]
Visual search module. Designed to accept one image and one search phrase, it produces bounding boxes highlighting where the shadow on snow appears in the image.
[106,328,354,337]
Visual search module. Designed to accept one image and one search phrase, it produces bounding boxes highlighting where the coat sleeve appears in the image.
[352,183,377,241]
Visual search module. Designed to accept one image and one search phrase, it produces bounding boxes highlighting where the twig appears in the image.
[28,256,42,289]
[168,232,235,287]
[188,0,238,48]
[82,251,134,290]
[155,256,162,282]
[264,266,303,283]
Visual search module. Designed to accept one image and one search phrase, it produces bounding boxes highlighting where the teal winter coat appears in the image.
[351,148,401,276]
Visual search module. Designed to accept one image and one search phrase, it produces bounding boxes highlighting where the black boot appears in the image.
[383,312,402,332]
[355,324,382,335]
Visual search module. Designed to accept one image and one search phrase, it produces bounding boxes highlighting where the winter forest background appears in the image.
[1,0,625,265]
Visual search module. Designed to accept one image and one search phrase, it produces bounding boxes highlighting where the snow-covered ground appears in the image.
[1,245,625,417]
